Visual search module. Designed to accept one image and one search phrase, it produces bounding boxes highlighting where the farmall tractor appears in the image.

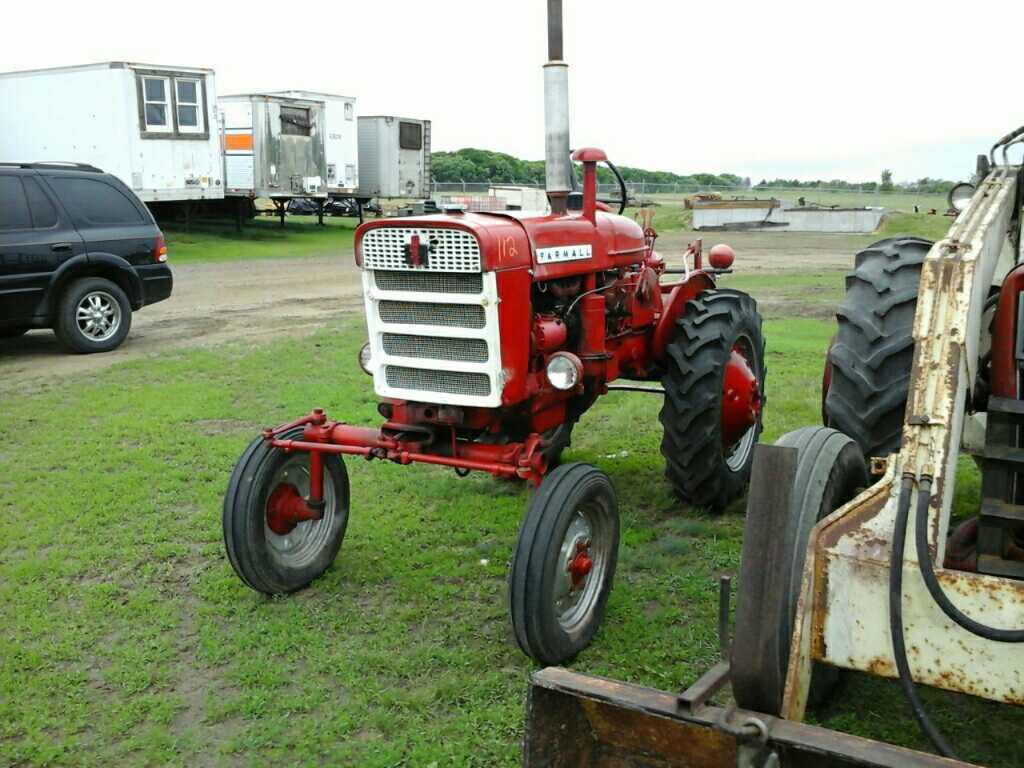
[525,130,1024,765]
[222,0,765,665]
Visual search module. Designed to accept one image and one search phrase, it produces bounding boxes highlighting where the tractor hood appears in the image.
[354,210,646,278]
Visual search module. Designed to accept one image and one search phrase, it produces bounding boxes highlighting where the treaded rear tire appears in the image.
[824,237,930,460]
[659,289,765,511]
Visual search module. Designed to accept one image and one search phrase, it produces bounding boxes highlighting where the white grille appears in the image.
[374,270,483,295]
[383,333,489,363]
[361,227,482,272]
[385,366,492,397]
[379,300,486,329]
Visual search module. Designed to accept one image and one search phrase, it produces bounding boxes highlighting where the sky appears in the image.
[3,0,1022,183]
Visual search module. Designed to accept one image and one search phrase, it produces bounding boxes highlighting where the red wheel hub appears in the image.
[568,542,594,590]
[266,483,321,536]
[721,346,761,449]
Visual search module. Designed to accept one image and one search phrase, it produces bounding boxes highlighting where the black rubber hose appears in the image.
[890,476,958,758]
[914,479,1024,642]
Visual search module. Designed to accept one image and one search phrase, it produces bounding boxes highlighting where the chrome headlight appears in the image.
[948,182,976,213]
[358,342,373,374]
[545,352,582,391]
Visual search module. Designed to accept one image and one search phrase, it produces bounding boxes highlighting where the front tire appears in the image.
[659,289,765,511]
[509,463,619,665]
[824,237,930,460]
[732,427,867,714]
[55,277,132,354]
[223,426,350,595]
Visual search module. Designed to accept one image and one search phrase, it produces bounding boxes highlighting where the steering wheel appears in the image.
[568,155,628,215]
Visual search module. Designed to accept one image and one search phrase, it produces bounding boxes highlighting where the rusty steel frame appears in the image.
[526,667,976,767]
[782,166,1024,720]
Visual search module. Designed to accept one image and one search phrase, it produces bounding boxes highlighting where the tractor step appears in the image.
[980,497,1024,522]
[980,444,1024,468]
[988,396,1024,418]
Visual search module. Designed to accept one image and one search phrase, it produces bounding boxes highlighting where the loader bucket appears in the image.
[525,667,972,767]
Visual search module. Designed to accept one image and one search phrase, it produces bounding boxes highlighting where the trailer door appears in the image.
[397,121,425,197]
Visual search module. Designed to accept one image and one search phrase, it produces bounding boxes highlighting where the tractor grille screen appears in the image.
[385,366,491,397]
[383,333,489,363]
[374,270,483,295]
[361,227,481,272]
[378,300,486,329]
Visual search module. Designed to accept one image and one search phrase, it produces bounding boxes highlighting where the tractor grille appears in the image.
[378,300,486,329]
[361,226,481,272]
[383,333,489,363]
[374,270,483,295]
[385,366,492,397]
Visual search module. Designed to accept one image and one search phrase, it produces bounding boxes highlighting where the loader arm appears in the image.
[783,165,1024,719]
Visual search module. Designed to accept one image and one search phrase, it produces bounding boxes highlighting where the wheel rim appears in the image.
[723,334,761,472]
[264,455,337,569]
[554,500,612,632]
[75,290,121,342]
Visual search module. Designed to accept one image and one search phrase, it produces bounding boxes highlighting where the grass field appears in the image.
[3,262,1024,766]
[162,217,358,264]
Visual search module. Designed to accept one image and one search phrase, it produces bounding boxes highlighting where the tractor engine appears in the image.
[354,202,664,455]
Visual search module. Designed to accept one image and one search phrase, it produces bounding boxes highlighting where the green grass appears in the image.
[163,216,358,264]
[2,299,1023,766]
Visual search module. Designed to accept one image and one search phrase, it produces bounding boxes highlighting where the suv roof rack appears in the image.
[0,161,104,173]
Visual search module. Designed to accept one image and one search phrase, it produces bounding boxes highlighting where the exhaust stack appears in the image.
[544,0,571,215]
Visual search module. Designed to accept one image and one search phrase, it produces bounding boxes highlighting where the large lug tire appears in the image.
[54,277,133,354]
[732,427,868,715]
[659,289,766,511]
[223,426,350,595]
[824,237,931,460]
[509,463,619,665]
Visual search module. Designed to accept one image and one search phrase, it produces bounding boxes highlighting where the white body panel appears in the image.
[357,116,432,199]
[268,91,358,195]
[218,94,328,200]
[0,62,223,202]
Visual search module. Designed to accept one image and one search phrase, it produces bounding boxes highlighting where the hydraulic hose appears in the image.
[889,476,958,759]
[914,479,1024,642]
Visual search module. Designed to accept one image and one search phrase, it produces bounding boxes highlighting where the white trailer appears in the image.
[266,90,358,197]
[218,93,328,201]
[0,62,223,203]
[357,116,432,199]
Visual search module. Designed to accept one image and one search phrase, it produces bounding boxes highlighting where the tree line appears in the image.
[432,149,956,193]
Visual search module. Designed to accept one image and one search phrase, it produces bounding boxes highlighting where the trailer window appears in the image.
[399,122,422,150]
[281,106,311,137]
[344,102,354,121]
[175,78,203,133]
[0,176,31,231]
[142,77,171,132]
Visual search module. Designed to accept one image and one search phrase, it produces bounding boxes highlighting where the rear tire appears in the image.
[732,427,867,715]
[659,289,765,511]
[223,426,350,595]
[54,277,132,354]
[824,237,930,460]
[509,463,619,665]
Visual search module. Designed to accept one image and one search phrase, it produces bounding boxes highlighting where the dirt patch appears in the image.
[0,230,855,390]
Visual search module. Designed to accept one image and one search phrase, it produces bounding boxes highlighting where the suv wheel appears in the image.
[55,277,132,354]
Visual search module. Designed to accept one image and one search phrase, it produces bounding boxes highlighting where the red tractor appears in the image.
[222,0,765,665]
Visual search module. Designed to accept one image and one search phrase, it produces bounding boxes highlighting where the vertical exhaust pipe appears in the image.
[544,0,571,215]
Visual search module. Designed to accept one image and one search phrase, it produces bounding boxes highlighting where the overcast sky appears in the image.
[4,1,1022,183]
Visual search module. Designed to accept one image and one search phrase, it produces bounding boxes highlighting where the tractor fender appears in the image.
[43,252,144,316]
[651,272,716,363]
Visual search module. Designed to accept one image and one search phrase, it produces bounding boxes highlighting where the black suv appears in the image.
[0,163,173,353]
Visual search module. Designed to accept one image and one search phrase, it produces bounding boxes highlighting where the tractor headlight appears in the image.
[948,182,976,213]
[358,342,373,374]
[546,352,582,391]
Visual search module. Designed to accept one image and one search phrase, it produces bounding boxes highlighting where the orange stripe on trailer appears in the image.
[225,133,253,151]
